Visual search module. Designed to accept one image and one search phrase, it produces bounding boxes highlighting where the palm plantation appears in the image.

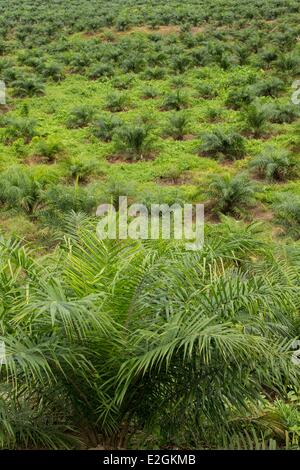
[0,0,300,451]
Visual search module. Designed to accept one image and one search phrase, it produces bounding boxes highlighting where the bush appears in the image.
[121,55,145,73]
[142,66,165,80]
[249,148,298,181]
[115,16,131,32]
[41,63,65,81]
[208,174,256,215]
[198,129,246,160]
[170,76,185,89]
[225,87,254,110]
[275,52,300,74]
[112,76,133,90]
[253,77,285,97]
[171,54,190,73]
[204,107,223,122]
[103,176,135,209]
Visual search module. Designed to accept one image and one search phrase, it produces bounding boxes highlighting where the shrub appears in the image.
[68,53,91,72]
[170,76,185,89]
[142,66,165,80]
[115,16,131,32]
[171,54,190,73]
[121,55,145,74]
[225,87,254,110]
[249,148,298,182]
[253,77,285,97]
[198,129,246,160]
[258,47,278,67]
[41,63,65,81]
[103,176,135,209]
[208,174,256,215]
[112,76,133,90]
[204,107,223,122]
[275,52,300,74]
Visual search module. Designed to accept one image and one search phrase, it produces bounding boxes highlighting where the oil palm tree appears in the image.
[113,124,155,161]
[208,174,256,215]
[1,226,300,449]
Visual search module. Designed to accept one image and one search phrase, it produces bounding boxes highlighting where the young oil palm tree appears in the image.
[208,174,256,216]
[92,115,123,142]
[66,106,94,129]
[273,195,300,240]
[105,92,129,112]
[1,227,300,449]
[163,112,190,140]
[113,124,155,161]
[35,138,64,163]
[0,167,42,214]
[2,117,38,144]
[12,76,45,98]
[198,129,246,160]
[249,147,298,182]
[243,101,269,137]
[161,90,188,111]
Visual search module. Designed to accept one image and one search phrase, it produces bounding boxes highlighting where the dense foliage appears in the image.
[0,0,300,450]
